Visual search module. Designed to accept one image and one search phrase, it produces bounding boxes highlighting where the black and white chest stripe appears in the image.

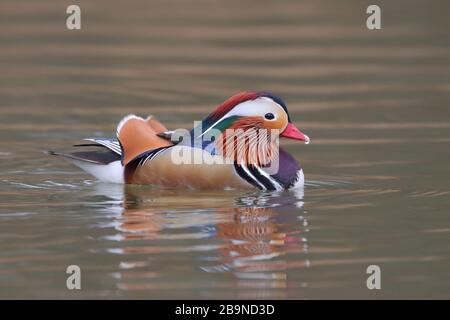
[233,163,284,191]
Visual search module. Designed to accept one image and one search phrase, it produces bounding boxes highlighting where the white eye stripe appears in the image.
[229,98,284,117]
[199,97,287,138]
[260,97,286,113]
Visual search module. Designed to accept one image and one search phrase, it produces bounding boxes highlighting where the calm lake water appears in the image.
[1,0,450,299]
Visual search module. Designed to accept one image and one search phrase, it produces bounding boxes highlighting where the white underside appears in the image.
[70,159,124,184]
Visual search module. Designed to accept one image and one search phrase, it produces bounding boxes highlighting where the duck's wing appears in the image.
[49,145,120,164]
[49,115,173,184]
[73,115,172,156]
[116,115,174,165]
[57,113,173,166]
[75,137,122,155]
[50,137,122,165]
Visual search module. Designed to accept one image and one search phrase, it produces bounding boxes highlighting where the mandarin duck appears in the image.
[51,91,310,191]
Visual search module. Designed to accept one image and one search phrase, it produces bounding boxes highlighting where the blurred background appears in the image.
[0,0,449,299]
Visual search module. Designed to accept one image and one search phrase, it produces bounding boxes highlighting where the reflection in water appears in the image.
[210,206,309,280]
[93,183,309,294]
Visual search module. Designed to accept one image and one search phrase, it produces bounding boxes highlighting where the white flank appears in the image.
[70,159,124,184]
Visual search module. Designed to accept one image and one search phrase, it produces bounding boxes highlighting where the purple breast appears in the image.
[270,147,302,189]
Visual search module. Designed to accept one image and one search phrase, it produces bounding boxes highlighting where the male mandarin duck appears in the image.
[51,91,310,191]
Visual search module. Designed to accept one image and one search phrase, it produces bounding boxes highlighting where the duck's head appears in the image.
[199,91,309,143]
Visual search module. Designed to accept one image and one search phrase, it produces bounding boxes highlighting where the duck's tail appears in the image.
[48,146,124,183]
[48,144,124,183]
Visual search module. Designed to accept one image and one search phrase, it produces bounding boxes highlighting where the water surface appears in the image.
[1,0,450,299]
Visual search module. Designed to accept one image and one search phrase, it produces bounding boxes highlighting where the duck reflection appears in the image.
[92,183,310,295]
[203,191,309,283]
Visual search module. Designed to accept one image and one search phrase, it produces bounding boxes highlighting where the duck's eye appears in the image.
[264,113,275,120]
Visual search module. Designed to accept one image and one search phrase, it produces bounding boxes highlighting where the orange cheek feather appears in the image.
[216,116,279,166]
[263,112,288,133]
